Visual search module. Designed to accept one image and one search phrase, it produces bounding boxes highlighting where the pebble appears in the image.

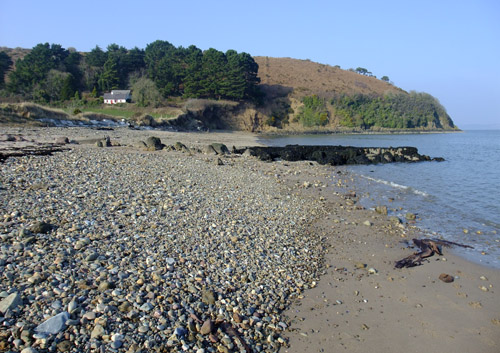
[35,312,70,335]
[0,292,22,313]
[0,132,328,353]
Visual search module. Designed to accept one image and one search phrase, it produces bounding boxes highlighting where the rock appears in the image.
[56,340,72,352]
[174,142,189,152]
[233,312,242,323]
[216,158,224,166]
[367,267,378,274]
[439,273,454,283]
[30,221,52,234]
[210,143,229,155]
[91,324,105,339]
[86,252,99,262]
[0,292,22,314]
[375,205,388,215]
[389,216,402,224]
[98,281,114,291]
[35,311,70,335]
[201,289,216,305]
[200,319,214,335]
[67,298,78,314]
[363,220,373,226]
[55,137,70,144]
[405,212,416,221]
[354,262,366,269]
[174,327,187,337]
[21,348,39,353]
[145,136,163,151]
[203,145,217,155]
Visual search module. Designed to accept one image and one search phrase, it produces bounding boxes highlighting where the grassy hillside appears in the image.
[254,56,404,99]
[253,57,457,131]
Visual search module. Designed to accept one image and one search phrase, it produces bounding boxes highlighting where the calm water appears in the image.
[259,131,500,268]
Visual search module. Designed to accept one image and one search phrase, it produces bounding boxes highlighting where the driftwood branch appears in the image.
[395,238,473,268]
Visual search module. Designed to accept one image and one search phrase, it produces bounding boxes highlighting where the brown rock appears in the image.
[200,319,214,335]
[439,273,454,283]
[233,312,242,323]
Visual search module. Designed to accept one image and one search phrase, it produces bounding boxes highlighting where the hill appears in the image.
[252,57,457,131]
[0,44,457,132]
[255,56,404,99]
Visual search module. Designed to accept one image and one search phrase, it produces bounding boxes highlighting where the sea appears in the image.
[259,130,500,269]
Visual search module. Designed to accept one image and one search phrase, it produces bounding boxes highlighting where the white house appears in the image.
[103,90,131,104]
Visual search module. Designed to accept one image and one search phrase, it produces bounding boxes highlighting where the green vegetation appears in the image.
[2,41,260,105]
[296,95,329,127]
[0,51,13,88]
[331,91,455,129]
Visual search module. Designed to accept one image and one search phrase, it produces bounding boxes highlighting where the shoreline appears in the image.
[277,162,500,353]
[0,127,498,353]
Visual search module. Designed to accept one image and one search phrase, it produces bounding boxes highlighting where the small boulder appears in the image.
[145,136,163,151]
[174,142,189,152]
[210,143,229,155]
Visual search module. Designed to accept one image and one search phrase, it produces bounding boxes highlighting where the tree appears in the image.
[381,76,390,82]
[43,69,70,101]
[0,51,13,88]
[131,77,161,107]
[7,43,69,95]
[86,46,107,67]
[98,57,120,91]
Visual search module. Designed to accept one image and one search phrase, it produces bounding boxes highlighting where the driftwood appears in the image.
[395,238,473,268]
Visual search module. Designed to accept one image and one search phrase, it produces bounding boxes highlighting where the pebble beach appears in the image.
[1,127,499,353]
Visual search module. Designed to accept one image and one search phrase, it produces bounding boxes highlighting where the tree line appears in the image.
[0,40,261,105]
[330,91,455,129]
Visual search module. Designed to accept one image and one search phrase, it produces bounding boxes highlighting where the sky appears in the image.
[1,0,499,129]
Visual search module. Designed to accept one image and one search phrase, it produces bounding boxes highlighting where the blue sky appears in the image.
[1,0,499,128]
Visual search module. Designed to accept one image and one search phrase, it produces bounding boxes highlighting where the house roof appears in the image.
[103,90,131,100]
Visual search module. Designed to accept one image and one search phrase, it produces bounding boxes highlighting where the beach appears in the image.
[0,127,499,353]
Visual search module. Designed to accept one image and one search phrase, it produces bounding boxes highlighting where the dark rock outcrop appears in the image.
[234,145,444,165]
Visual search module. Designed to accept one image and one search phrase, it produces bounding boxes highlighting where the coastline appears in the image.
[278,165,500,353]
[0,127,498,353]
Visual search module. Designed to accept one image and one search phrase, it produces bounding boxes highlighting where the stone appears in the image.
[375,205,388,215]
[56,340,72,352]
[86,252,99,262]
[439,273,454,283]
[201,289,216,305]
[363,220,372,226]
[200,319,214,335]
[354,262,366,269]
[91,324,105,339]
[210,143,229,155]
[145,136,163,151]
[216,158,224,166]
[0,292,22,314]
[203,145,217,155]
[21,348,39,353]
[30,221,52,234]
[98,281,114,291]
[55,137,70,144]
[35,312,70,335]
[174,142,189,152]
[405,212,416,221]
